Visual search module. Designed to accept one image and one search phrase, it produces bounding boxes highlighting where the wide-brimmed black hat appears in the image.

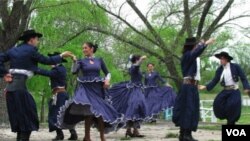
[184,37,197,46]
[19,29,43,41]
[215,51,233,61]
[48,52,67,63]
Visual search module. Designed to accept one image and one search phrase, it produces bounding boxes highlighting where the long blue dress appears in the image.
[56,57,123,133]
[0,44,63,133]
[109,64,148,128]
[144,71,176,121]
[172,43,207,131]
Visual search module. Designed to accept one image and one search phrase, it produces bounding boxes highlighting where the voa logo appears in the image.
[226,129,246,136]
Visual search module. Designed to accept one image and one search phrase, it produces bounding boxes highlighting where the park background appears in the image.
[0,0,250,138]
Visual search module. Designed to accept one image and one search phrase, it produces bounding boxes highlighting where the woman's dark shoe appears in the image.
[133,129,145,138]
[133,134,145,138]
[83,138,91,141]
[52,129,64,141]
[52,135,64,141]
[68,129,78,140]
[125,128,134,138]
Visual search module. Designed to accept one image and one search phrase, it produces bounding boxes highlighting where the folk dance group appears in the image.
[0,30,176,141]
[0,29,249,141]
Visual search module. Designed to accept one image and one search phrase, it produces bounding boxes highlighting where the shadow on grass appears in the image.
[165,132,178,138]
[120,137,131,140]
[198,124,221,130]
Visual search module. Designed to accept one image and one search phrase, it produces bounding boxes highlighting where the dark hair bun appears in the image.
[85,42,99,53]
[94,44,98,49]
[93,44,98,53]
[93,44,98,51]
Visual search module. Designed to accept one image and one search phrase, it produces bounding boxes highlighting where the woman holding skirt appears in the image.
[56,42,123,141]
[144,63,176,122]
[109,55,147,138]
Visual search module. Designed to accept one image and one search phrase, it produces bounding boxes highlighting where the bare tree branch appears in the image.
[92,0,159,46]
[56,28,88,48]
[30,1,78,12]
[0,0,9,30]
[170,0,208,50]
[0,0,34,51]
[145,0,161,19]
[189,0,207,12]
[214,14,250,31]
[244,34,250,39]
[9,1,23,31]
[118,1,127,16]
[172,24,186,52]
[57,26,166,62]
[126,0,167,49]
[125,0,182,85]
[223,23,250,31]
[183,0,193,37]
[25,0,33,8]
[202,0,234,39]
[196,0,213,39]
[160,10,182,30]
[162,74,181,82]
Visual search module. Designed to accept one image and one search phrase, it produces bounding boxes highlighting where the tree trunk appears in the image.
[40,91,46,123]
[0,0,33,125]
[164,57,182,89]
[0,80,8,127]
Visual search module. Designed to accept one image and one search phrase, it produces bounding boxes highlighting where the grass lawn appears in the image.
[200,93,217,100]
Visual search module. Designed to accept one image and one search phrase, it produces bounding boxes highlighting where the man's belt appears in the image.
[52,87,66,95]
[5,74,27,92]
[224,85,239,90]
[183,77,198,85]
[51,87,66,105]
[9,69,34,78]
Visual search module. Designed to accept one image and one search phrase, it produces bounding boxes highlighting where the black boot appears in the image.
[20,132,31,141]
[227,121,235,125]
[26,132,31,141]
[183,130,198,141]
[68,129,78,140]
[52,129,64,141]
[16,132,21,141]
[179,128,184,141]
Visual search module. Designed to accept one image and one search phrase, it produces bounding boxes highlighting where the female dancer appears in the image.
[56,42,123,141]
[109,55,147,138]
[144,63,176,122]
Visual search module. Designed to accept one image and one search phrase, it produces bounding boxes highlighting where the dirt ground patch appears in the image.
[0,121,221,141]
